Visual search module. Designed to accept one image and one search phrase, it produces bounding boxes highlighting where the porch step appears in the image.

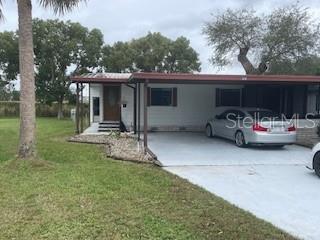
[100,121,120,124]
[98,128,120,132]
[98,121,120,132]
[99,124,120,128]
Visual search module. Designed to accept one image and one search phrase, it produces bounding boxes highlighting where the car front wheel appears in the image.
[314,152,320,177]
[235,131,246,148]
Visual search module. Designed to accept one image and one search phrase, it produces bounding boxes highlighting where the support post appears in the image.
[138,83,141,140]
[143,80,148,150]
[88,83,91,125]
[134,83,137,134]
[279,87,283,114]
[303,85,308,118]
[80,83,84,133]
[76,83,80,134]
[317,84,320,114]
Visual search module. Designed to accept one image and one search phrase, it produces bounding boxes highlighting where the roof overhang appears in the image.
[130,72,320,84]
[71,73,131,84]
[71,72,320,85]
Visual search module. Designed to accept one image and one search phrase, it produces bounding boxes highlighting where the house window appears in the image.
[93,97,100,116]
[148,88,177,107]
[216,89,241,107]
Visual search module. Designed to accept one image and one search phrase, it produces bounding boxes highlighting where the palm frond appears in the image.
[38,0,86,15]
[0,0,3,21]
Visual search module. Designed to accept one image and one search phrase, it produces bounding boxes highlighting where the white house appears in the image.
[71,72,320,149]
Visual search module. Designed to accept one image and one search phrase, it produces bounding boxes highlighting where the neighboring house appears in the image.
[71,72,320,147]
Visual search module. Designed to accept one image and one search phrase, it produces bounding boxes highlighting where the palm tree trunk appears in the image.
[17,0,36,158]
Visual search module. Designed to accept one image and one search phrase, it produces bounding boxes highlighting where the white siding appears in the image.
[135,84,243,131]
[121,85,134,130]
[89,84,104,123]
[89,83,243,131]
[89,84,134,125]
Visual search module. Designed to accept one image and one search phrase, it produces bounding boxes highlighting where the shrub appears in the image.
[0,101,88,118]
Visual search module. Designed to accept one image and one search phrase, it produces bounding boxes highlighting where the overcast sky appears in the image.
[0,0,320,74]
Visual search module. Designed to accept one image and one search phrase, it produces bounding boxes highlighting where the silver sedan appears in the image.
[205,107,297,147]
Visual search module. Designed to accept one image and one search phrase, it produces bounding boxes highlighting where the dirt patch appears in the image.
[68,133,158,165]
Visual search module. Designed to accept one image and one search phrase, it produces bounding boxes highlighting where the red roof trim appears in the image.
[71,72,320,84]
[131,72,320,83]
[71,76,129,83]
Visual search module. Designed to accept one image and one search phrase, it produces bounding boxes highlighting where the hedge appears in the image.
[0,101,89,118]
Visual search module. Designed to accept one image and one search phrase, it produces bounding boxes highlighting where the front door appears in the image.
[103,85,121,121]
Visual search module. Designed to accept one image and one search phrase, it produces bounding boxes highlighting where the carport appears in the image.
[129,73,320,156]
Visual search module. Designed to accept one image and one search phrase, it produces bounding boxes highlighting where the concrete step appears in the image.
[98,128,120,132]
[100,121,120,124]
[98,121,120,132]
[98,125,119,128]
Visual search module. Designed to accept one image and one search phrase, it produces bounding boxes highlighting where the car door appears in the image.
[228,110,246,139]
[212,111,227,137]
[223,110,239,140]
[214,110,234,139]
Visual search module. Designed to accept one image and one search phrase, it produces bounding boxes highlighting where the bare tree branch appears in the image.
[203,3,320,74]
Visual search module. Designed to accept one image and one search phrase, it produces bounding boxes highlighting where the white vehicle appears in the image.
[307,143,320,177]
[205,107,297,148]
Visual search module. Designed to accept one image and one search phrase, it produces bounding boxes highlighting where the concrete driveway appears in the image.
[149,132,309,166]
[149,132,319,240]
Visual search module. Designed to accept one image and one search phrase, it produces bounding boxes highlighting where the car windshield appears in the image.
[248,110,281,121]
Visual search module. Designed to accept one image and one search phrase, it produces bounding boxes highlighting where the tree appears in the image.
[166,37,201,73]
[102,32,201,73]
[0,0,86,159]
[131,32,172,72]
[102,42,135,73]
[33,19,103,119]
[203,4,320,74]
[268,56,320,75]
[74,27,104,74]
[0,31,19,83]
[0,84,20,101]
[0,31,19,99]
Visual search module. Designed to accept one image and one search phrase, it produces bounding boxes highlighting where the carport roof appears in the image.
[71,73,131,83]
[130,72,320,84]
[71,72,320,84]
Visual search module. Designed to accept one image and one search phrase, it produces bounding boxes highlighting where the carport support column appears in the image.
[76,83,80,134]
[143,80,149,151]
[134,83,137,134]
[138,83,141,140]
[80,83,84,133]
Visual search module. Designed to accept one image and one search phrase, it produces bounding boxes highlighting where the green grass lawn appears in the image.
[0,118,296,240]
